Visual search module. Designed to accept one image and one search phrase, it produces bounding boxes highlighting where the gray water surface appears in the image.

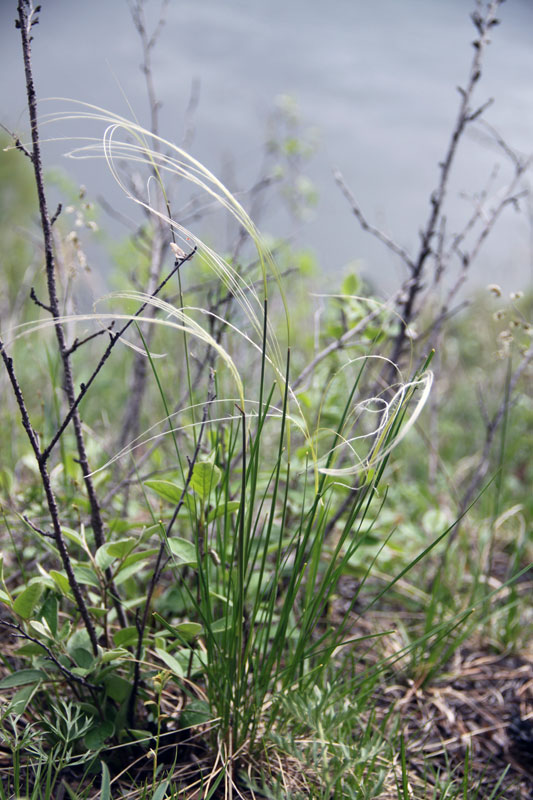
[1,0,532,293]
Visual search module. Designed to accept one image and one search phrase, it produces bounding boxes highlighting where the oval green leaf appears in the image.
[0,668,47,689]
[13,582,43,619]
[144,480,184,505]
[190,462,221,500]
[167,537,197,567]
[85,719,115,750]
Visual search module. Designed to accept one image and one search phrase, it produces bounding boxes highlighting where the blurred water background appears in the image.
[1,0,532,294]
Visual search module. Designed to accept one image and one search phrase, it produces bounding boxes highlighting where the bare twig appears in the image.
[0,333,99,653]
[334,170,415,271]
[50,202,62,226]
[64,322,115,357]
[42,248,196,460]
[21,513,54,539]
[29,286,51,313]
[16,1,109,560]
[0,620,101,691]
[386,0,505,372]
[292,292,402,392]
[15,0,132,633]
[116,0,173,454]
[337,1,507,378]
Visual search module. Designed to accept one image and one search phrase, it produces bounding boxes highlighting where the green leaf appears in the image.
[13,582,43,619]
[113,626,143,648]
[209,617,231,634]
[73,565,101,588]
[113,561,154,586]
[144,479,185,505]
[105,675,131,703]
[85,720,114,750]
[174,648,204,676]
[155,647,185,678]
[180,699,211,728]
[99,647,130,664]
[72,647,95,670]
[111,627,135,648]
[61,526,84,547]
[190,461,221,500]
[28,620,50,639]
[118,548,159,572]
[172,621,203,641]
[127,728,152,742]
[8,683,37,715]
[67,628,92,656]
[71,666,91,677]
[88,606,108,618]
[94,544,116,571]
[144,481,197,517]
[0,467,14,497]
[152,614,203,643]
[167,537,197,567]
[15,643,44,657]
[341,271,361,296]
[40,593,58,637]
[0,669,47,689]
[107,538,137,559]
[152,780,170,800]
[100,761,111,800]
[0,588,12,604]
[50,570,73,598]
[152,611,183,638]
[207,501,240,523]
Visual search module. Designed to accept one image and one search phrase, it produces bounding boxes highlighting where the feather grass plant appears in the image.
[2,3,531,797]
[0,92,436,794]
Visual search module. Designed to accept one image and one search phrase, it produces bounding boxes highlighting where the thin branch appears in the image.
[116,0,176,454]
[386,0,504,372]
[292,300,393,392]
[21,513,54,539]
[50,202,62,226]
[17,0,108,556]
[0,123,33,161]
[64,322,115,358]
[42,248,196,460]
[0,620,101,691]
[334,170,415,271]
[30,286,52,313]
[16,0,127,634]
[428,166,530,351]
[0,333,99,653]
[128,0,169,145]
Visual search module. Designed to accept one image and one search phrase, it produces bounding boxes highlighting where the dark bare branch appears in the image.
[334,169,415,271]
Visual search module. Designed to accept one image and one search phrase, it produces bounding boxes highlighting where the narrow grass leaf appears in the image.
[100,760,111,800]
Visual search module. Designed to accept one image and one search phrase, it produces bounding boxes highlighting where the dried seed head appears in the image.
[170,242,186,259]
